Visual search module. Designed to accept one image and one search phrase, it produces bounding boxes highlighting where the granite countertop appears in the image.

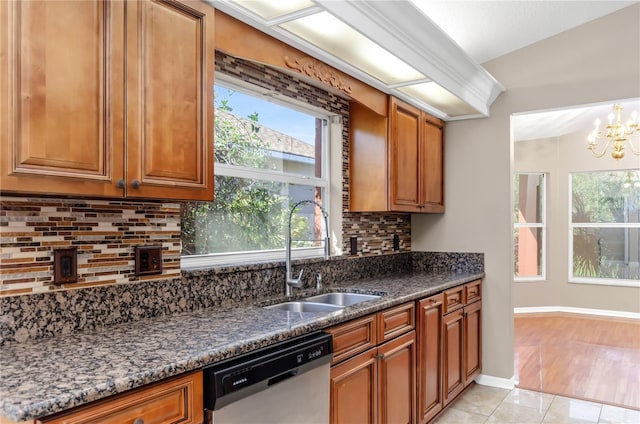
[0,270,483,422]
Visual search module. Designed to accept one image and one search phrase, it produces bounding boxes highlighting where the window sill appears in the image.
[569,278,640,288]
[514,277,546,283]
[181,249,344,276]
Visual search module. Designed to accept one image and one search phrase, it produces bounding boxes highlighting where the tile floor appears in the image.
[435,384,640,424]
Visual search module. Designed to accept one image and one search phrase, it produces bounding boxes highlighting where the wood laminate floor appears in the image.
[514,313,640,411]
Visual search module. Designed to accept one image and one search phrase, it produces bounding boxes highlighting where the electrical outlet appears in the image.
[54,247,77,284]
[393,234,400,251]
[135,246,162,276]
[350,237,358,255]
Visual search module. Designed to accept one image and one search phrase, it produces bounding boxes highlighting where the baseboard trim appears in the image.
[514,306,640,320]
[474,374,517,390]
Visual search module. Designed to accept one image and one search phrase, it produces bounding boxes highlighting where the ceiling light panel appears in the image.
[280,11,425,85]
[231,0,317,21]
[397,82,479,117]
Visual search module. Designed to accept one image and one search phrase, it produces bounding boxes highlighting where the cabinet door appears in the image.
[349,101,388,212]
[39,371,203,424]
[421,115,444,213]
[330,348,378,424]
[417,295,443,423]
[442,309,464,406]
[464,301,482,385]
[0,0,124,197]
[389,97,421,212]
[378,331,416,424]
[125,0,214,201]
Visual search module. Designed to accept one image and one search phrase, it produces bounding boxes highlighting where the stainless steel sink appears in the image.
[304,292,381,306]
[264,301,344,313]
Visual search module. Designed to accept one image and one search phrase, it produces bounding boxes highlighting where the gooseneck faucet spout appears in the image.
[286,200,330,296]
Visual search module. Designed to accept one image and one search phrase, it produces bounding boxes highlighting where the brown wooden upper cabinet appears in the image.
[0,0,214,201]
[350,97,444,213]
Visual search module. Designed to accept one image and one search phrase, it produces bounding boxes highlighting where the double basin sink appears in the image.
[265,292,382,313]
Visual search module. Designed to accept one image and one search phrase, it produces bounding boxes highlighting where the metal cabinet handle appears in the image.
[133,419,144,424]
[116,179,126,189]
[130,179,141,189]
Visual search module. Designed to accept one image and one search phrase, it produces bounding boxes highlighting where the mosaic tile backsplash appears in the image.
[0,197,181,296]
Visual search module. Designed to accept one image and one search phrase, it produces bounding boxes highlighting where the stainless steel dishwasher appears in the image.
[203,332,333,424]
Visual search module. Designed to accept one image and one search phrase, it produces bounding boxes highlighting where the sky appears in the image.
[215,85,317,145]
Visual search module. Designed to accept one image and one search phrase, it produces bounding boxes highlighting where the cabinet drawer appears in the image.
[39,371,203,424]
[443,286,464,314]
[464,280,482,304]
[377,302,415,343]
[327,315,377,364]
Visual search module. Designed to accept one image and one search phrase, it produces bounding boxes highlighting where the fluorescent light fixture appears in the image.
[396,82,479,117]
[232,0,316,21]
[280,11,425,85]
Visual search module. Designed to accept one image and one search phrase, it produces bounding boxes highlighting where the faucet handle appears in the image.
[287,268,304,288]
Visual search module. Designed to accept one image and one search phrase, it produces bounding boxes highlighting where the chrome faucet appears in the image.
[285,200,330,296]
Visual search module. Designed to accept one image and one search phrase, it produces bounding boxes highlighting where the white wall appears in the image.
[514,132,639,312]
[412,4,640,382]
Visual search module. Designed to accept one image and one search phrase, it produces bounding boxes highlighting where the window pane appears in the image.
[514,227,543,277]
[573,227,639,280]
[514,173,544,224]
[572,171,640,224]
[215,85,322,178]
[181,179,324,255]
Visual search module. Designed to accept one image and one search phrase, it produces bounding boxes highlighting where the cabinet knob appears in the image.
[116,179,126,189]
[133,419,144,424]
[130,179,141,189]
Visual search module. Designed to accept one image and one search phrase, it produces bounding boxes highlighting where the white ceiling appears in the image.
[513,99,640,142]
[410,1,637,64]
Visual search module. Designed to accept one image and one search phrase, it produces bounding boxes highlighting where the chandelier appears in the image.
[587,104,640,159]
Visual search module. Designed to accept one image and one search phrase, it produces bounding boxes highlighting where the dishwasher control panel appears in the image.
[203,332,333,411]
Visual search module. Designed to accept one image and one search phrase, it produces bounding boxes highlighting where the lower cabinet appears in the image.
[330,347,378,424]
[328,303,416,424]
[442,281,483,407]
[38,371,203,424]
[416,294,444,423]
[443,308,465,405]
[329,281,482,424]
[463,299,482,385]
[378,332,416,424]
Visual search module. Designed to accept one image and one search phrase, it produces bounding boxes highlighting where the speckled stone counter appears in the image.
[0,270,482,422]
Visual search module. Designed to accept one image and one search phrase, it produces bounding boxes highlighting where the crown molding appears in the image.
[316,0,504,117]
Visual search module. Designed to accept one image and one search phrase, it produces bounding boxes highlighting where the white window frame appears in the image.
[181,75,334,270]
[513,172,547,282]
[568,171,640,288]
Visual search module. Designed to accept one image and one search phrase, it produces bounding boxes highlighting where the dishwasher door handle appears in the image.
[268,368,299,386]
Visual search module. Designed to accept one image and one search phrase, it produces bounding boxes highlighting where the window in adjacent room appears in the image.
[513,173,546,280]
[570,170,640,286]
[180,77,331,268]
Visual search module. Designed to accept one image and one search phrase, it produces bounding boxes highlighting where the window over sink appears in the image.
[180,75,333,268]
